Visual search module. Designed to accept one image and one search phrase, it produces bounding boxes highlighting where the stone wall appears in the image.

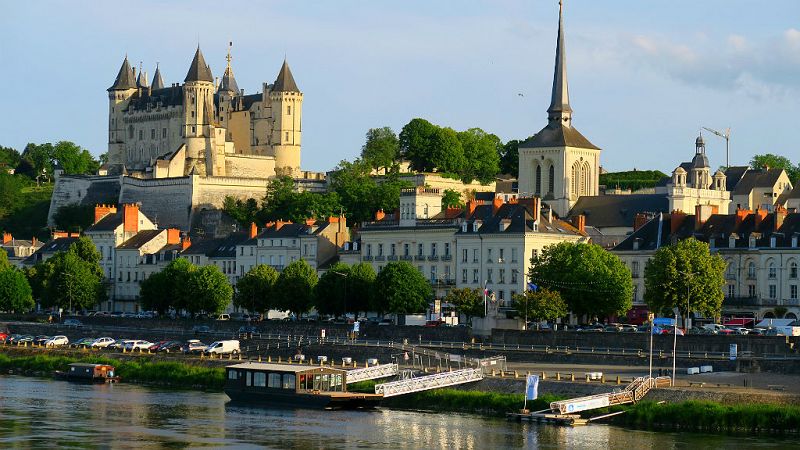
[119,176,194,229]
[47,175,121,226]
[224,154,276,179]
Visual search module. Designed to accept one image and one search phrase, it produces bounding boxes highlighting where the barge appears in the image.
[54,363,120,383]
[224,362,382,410]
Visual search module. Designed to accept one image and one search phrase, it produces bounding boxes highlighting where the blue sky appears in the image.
[2,0,800,174]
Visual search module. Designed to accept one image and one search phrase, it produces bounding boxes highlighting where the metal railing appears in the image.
[374,368,483,397]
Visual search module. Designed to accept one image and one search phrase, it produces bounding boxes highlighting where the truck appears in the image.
[204,340,240,355]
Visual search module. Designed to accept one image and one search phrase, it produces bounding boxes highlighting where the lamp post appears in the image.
[331,270,349,320]
[672,307,679,386]
[678,271,697,331]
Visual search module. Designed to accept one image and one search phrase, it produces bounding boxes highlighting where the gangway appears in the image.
[374,368,483,398]
[345,364,398,384]
[549,376,671,415]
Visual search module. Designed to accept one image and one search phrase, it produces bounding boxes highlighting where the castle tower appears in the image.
[269,59,303,176]
[107,56,138,169]
[151,64,164,90]
[517,0,600,217]
[217,42,239,132]
[183,47,216,174]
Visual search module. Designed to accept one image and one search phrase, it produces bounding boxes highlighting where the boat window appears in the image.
[299,374,307,390]
[253,372,266,387]
[282,374,296,389]
[108,371,114,378]
[228,370,238,380]
[332,374,343,391]
[268,373,281,388]
[246,371,252,387]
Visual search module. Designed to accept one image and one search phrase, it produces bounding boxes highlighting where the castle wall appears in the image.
[191,176,270,214]
[47,175,122,226]
[122,107,183,170]
[119,176,194,230]
[224,154,276,179]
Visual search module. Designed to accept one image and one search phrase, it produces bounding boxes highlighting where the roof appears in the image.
[151,65,165,90]
[272,60,300,92]
[788,184,800,200]
[108,57,136,91]
[219,64,239,93]
[185,47,214,83]
[117,230,163,250]
[732,169,786,195]
[520,122,599,150]
[569,194,669,229]
[23,237,79,264]
[457,201,584,237]
[242,93,262,110]
[86,212,123,232]
[547,0,571,119]
[226,362,344,374]
[128,85,184,111]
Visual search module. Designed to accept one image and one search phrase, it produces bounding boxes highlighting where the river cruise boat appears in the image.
[54,363,120,383]
[224,362,382,410]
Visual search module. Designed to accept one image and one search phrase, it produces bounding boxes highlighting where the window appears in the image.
[228,370,238,380]
[535,165,541,195]
[769,285,777,299]
[445,243,450,257]
[462,249,468,262]
[633,285,638,301]
[473,269,479,283]
[404,244,410,256]
[748,285,756,297]
[268,373,281,388]
[150,129,155,139]
[462,269,468,283]
[548,165,555,193]
[418,243,424,256]
[253,372,266,387]
[791,285,798,300]
[366,244,372,257]
[287,105,292,115]
[790,262,798,279]
[727,284,735,298]
[499,269,505,284]
[128,125,134,139]
[747,262,756,278]
[285,131,289,141]
[138,130,143,140]
[378,244,384,256]
[499,248,505,262]
[162,128,167,138]
[487,248,493,263]
[632,261,640,278]
[768,262,776,279]
[390,244,396,256]
[246,372,252,386]
[487,269,493,283]
[473,249,479,263]
[511,248,518,263]
[430,266,437,282]
[511,269,518,284]
[282,373,295,389]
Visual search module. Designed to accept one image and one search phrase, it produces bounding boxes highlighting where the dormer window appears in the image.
[749,236,757,248]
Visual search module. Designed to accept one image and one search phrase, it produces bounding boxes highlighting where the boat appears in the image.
[224,362,382,410]
[54,363,121,383]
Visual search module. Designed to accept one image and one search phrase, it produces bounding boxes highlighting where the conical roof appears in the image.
[137,70,149,88]
[184,47,214,83]
[151,65,165,90]
[108,57,137,91]
[272,59,300,92]
[547,1,572,123]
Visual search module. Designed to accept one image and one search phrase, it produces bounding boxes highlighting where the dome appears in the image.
[691,153,710,169]
[673,166,686,174]
[695,135,705,147]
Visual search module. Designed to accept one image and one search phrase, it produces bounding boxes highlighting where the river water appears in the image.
[0,376,792,449]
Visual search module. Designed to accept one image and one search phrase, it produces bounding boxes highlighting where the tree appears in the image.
[329,159,410,224]
[20,143,54,181]
[223,196,259,226]
[499,139,521,177]
[257,176,342,224]
[0,249,9,270]
[52,141,100,175]
[361,127,399,172]
[274,260,318,316]
[0,268,34,312]
[444,287,484,322]
[528,242,633,319]
[54,204,96,233]
[512,289,567,324]
[375,261,431,314]
[139,258,194,314]
[643,238,726,325]
[427,127,465,174]
[139,271,173,315]
[235,264,279,313]
[457,128,501,184]
[348,262,376,315]
[314,262,351,317]
[0,146,21,170]
[44,251,102,312]
[751,153,800,183]
[186,266,233,316]
[399,118,438,172]
[441,189,464,209]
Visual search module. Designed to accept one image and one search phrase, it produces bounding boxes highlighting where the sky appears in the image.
[2,0,800,174]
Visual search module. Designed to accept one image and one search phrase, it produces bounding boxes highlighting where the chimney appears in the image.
[492,196,503,215]
[2,232,11,245]
[94,204,117,224]
[694,204,716,231]
[166,228,181,245]
[31,237,38,246]
[775,206,787,231]
[69,232,80,238]
[466,200,477,216]
[123,203,139,233]
[670,210,687,235]
[52,231,68,239]
[375,209,385,221]
[571,215,586,234]
[249,222,258,239]
[735,208,752,227]
[633,213,650,232]
[335,215,348,247]
[532,197,541,220]
[181,236,192,251]
[754,207,768,230]
[275,220,291,230]
[304,218,316,226]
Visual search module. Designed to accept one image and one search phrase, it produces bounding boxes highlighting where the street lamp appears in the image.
[330,270,349,320]
[678,271,698,330]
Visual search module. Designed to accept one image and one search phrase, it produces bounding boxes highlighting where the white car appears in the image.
[734,327,750,335]
[45,335,69,347]
[91,337,116,348]
[203,340,240,355]
[123,340,153,351]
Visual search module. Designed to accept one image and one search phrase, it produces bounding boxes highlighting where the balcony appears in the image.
[415,255,426,261]
[632,273,640,279]
[427,255,439,261]
[363,255,374,261]
[387,255,398,261]
[442,255,452,262]
[400,255,413,261]
[374,256,386,261]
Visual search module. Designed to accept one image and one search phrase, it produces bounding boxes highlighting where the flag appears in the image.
[527,282,538,292]
[483,288,489,296]
[525,375,539,400]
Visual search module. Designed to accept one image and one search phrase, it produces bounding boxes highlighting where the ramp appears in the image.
[549,376,671,415]
[346,364,398,384]
[374,368,483,398]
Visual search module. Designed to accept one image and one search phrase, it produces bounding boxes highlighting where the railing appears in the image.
[346,363,398,384]
[415,255,426,261]
[400,255,413,261]
[427,255,439,261]
[387,255,398,261]
[374,368,483,397]
[374,256,386,261]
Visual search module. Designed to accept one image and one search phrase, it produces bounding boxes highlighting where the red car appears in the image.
[0,332,8,342]
[148,340,170,351]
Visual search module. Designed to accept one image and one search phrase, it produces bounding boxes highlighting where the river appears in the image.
[0,376,792,449]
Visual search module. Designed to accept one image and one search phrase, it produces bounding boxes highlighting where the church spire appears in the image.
[219,41,240,94]
[151,63,164,90]
[547,0,572,127]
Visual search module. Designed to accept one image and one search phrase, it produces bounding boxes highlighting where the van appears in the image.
[217,314,231,321]
[204,340,240,355]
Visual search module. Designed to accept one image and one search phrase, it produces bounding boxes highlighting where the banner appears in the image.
[525,375,539,400]
[353,321,360,333]
[729,344,737,361]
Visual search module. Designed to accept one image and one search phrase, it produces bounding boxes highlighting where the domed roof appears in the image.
[673,166,687,174]
[695,135,705,147]
[691,152,710,169]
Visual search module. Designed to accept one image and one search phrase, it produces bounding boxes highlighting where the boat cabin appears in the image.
[59,363,119,383]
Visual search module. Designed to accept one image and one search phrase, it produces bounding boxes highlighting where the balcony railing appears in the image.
[374,256,386,261]
[363,255,374,261]
[387,255,398,261]
[400,255,413,261]
[427,255,439,261]
[442,255,452,261]
[415,255,425,261]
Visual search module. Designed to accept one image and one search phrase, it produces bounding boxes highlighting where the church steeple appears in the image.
[219,41,240,94]
[151,63,164,90]
[547,0,572,127]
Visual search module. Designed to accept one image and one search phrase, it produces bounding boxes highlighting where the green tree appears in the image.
[329,159,410,224]
[0,248,9,270]
[643,238,726,324]
[528,242,633,319]
[314,262,351,317]
[139,258,195,314]
[512,288,567,324]
[20,143,54,181]
[428,127,465,174]
[186,266,233,316]
[441,189,464,209]
[54,204,96,233]
[235,264,279,313]
[258,176,342,223]
[139,271,173,315]
[399,118,438,171]
[0,172,24,217]
[52,141,100,175]
[223,196,260,226]
[375,261,431,314]
[274,260,318,317]
[750,153,800,183]
[0,146,21,170]
[499,139,521,177]
[0,268,34,312]
[444,287,484,322]
[45,251,102,312]
[348,262,376,315]
[361,127,400,172]
[457,128,501,183]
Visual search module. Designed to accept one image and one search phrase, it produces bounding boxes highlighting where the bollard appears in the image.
[526,371,531,377]
[200,353,204,360]
[491,369,496,377]
[258,355,262,362]
[556,372,561,381]
[229,353,233,360]
[514,370,519,378]
[122,347,126,353]
[601,374,605,383]
[570,373,575,382]
[541,371,546,380]
[268,355,272,362]
[585,374,590,382]
[616,376,621,385]
[278,356,282,363]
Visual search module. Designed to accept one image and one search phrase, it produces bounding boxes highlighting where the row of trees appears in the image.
[139,259,233,316]
[0,252,34,313]
[1,142,101,181]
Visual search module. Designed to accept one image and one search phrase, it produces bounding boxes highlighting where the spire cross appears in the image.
[226,41,233,66]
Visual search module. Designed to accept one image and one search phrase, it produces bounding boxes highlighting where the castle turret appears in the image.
[217,43,239,132]
[107,56,138,170]
[183,47,216,174]
[151,64,164,90]
[269,59,303,176]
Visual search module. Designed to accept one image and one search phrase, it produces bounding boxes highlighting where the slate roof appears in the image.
[724,166,750,192]
[520,123,599,150]
[788,184,800,200]
[85,212,124,232]
[731,169,786,195]
[151,65,165,90]
[208,232,249,258]
[185,47,214,83]
[568,194,669,229]
[242,93,262,110]
[457,201,584,237]
[128,85,185,111]
[117,230,163,250]
[219,65,239,94]
[109,57,136,91]
[23,237,79,264]
[272,60,300,92]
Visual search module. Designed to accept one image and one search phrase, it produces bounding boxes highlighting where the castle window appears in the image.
[128,125,133,139]
[150,129,155,139]
[138,130,143,140]
[162,128,167,138]
[191,111,195,118]
[535,165,541,195]
[192,126,196,134]
[285,131,289,141]
[287,105,292,115]
[548,165,555,194]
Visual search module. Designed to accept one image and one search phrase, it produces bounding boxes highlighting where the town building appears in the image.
[2,232,43,268]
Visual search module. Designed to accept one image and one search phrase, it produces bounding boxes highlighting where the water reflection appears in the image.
[0,376,794,449]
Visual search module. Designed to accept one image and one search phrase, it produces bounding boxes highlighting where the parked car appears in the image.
[72,337,96,348]
[45,335,70,347]
[192,325,211,334]
[91,337,116,348]
[108,339,132,350]
[238,326,259,334]
[158,341,184,353]
[750,328,767,336]
[183,340,208,354]
[123,340,153,351]
[33,335,51,346]
[203,340,240,355]
[424,321,443,327]
[63,319,83,328]
[603,325,622,332]
[216,314,231,321]
[148,340,171,352]
[765,328,786,337]
[378,319,393,326]
[620,324,639,333]
[0,332,7,342]
[16,335,34,344]
[579,324,605,332]
[717,328,737,335]
[733,327,750,335]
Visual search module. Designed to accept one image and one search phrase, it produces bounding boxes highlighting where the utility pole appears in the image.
[702,126,731,169]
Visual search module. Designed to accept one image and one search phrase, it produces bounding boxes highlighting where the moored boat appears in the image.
[224,362,382,410]
[54,363,121,383]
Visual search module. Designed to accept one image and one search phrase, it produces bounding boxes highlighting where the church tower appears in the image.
[517,0,600,217]
[107,56,138,171]
[269,59,303,176]
[182,47,216,175]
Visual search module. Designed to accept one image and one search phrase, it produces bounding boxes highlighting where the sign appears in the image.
[353,321,360,333]
[525,375,539,400]
[729,343,737,361]
[562,396,610,414]
[653,317,675,326]
[321,329,326,338]
[434,299,441,314]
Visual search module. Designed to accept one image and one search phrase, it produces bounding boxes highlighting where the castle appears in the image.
[49,46,324,231]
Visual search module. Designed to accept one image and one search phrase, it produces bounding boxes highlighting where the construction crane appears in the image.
[702,126,731,169]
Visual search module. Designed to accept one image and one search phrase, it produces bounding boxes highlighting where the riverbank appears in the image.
[2,351,799,434]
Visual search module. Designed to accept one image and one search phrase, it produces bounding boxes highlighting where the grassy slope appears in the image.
[0,182,53,240]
